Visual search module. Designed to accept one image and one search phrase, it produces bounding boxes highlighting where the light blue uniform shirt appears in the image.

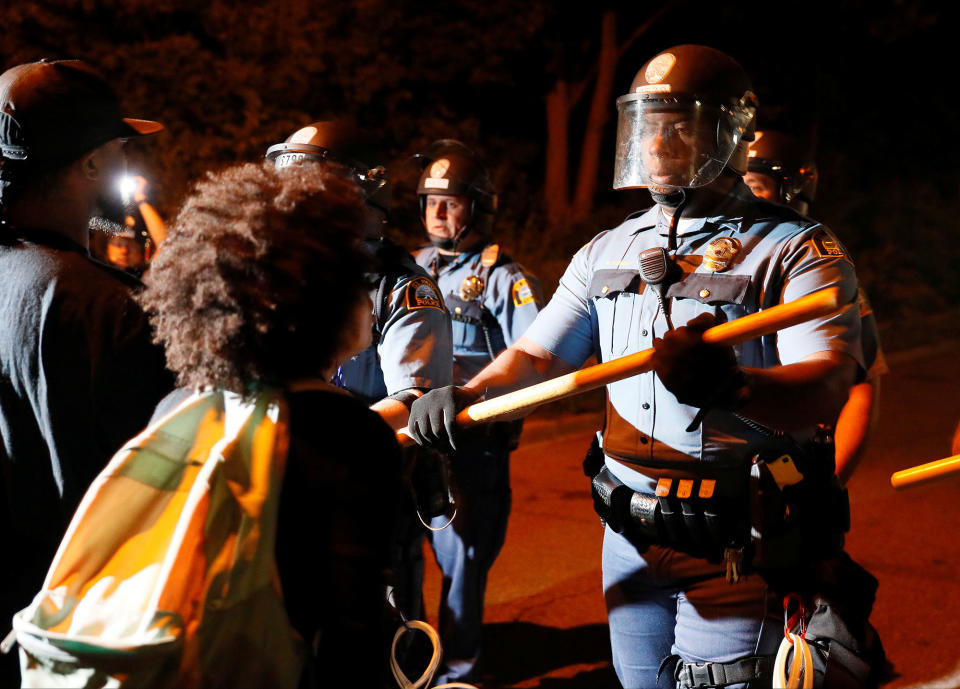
[416,244,542,385]
[524,185,864,490]
[339,261,453,401]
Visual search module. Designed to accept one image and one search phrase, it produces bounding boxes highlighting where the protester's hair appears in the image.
[140,161,371,391]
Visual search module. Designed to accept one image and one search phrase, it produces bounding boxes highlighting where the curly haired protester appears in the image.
[140,161,401,688]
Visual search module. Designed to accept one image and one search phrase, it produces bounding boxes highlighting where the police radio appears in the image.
[639,247,676,330]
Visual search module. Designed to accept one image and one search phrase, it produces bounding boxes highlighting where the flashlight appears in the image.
[119,175,139,205]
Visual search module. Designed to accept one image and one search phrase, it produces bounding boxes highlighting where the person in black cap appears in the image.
[0,59,172,686]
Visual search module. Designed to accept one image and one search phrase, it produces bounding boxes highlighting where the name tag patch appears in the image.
[405,276,445,311]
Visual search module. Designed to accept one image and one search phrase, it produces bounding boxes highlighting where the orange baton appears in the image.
[397,286,845,446]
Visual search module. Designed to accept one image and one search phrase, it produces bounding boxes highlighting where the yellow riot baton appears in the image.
[891,455,960,490]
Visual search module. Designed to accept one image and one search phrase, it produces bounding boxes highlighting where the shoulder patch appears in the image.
[404,276,445,312]
[812,231,845,259]
[481,243,500,267]
[512,278,535,307]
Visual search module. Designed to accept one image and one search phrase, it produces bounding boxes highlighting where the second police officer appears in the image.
[266,120,454,629]
[266,120,453,427]
[408,46,871,688]
[744,130,888,483]
[412,140,542,684]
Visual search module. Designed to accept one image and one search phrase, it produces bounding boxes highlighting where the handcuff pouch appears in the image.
[749,442,850,572]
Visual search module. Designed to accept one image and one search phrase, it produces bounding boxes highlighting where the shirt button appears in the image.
[699,289,711,298]
[641,329,649,337]
[640,436,649,444]
[642,402,650,410]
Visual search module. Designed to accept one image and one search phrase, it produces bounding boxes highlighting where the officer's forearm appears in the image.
[834,378,880,484]
[464,336,574,399]
[736,352,857,431]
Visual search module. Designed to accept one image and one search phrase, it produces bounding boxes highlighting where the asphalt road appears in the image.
[419,340,960,688]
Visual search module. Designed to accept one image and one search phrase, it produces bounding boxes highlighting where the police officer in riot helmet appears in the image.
[417,139,497,255]
[412,139,542,684]
[267,120,391,232]
[743,130,819,215]
[104,225,149,276]
[266,120,452,429]
[409,45,883,689]
[744,130,887,484]
[266,122,453,652]
[612,45,758,215]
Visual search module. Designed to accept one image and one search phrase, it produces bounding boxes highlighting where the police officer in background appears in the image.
[266,121,452,636]
[743,130,818,216]
[104,226,149,276]
[412,139,542,684]
[744,130,888,483]
[408,47,868,688]
[266,121,452,429]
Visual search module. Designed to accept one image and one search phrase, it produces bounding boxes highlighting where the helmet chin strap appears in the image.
[426,207,475,254]
[428,234,458,251]
[650,186,687,209]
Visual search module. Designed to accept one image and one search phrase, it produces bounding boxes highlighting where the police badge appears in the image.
[460,275,485,301]
[703,237,742,272]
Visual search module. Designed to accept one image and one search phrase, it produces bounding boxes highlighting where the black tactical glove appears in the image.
[651,312,750,411]
[407,385,482,451]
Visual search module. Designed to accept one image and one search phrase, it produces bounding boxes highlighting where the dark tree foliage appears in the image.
[2,0,955,337]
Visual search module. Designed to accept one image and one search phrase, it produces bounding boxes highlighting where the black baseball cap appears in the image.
[0,59,163,169]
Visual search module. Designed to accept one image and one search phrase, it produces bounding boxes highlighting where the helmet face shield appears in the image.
[613,93,756,191]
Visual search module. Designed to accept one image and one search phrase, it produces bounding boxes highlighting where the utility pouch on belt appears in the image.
[591,466,646,536]
[656,481,686,547]
[591,467,739,559]
[749,442,850,571]
[582,434,605,479]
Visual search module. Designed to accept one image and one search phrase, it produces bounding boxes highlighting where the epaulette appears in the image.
[480,243,500,267]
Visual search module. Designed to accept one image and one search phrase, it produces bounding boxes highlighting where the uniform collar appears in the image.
[628,181,757,238]
[428,245,476,276]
